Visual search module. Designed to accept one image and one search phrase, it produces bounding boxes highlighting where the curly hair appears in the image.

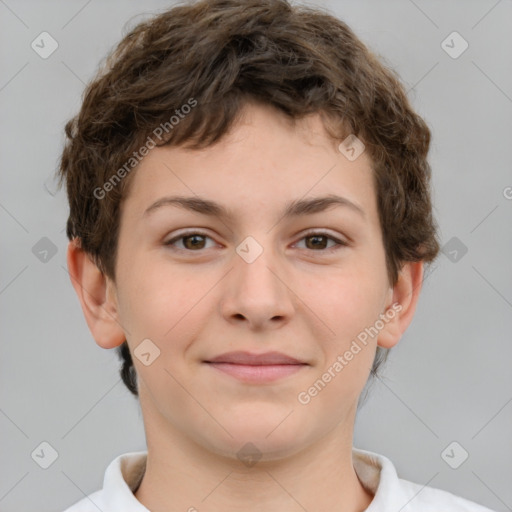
[57,0,440,397]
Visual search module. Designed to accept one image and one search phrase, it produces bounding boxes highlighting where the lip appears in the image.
[204,351,308,383]
[206,351,305,365]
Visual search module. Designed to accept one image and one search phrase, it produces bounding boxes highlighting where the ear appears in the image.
[377,261,424,349]
[66,238,126,349]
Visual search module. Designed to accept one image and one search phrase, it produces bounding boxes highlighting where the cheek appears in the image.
[299,259,386,341]
[299,273,381,405]
[300,257,387,390]
[115,255,189,342]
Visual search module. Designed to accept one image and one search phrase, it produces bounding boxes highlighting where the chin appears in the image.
[202,418,312,464]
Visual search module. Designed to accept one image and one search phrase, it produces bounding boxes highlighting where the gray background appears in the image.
[1,0,511,511]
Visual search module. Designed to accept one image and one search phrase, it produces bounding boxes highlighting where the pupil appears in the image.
[308,235,326,249]
[186,235,204,249]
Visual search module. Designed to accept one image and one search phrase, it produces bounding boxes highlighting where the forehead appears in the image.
[120,103,377,225]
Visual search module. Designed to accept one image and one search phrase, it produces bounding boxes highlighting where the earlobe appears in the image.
[377,261,424,349]
[66,238,126,349]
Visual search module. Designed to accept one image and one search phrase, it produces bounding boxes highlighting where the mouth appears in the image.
[203,351,308,383]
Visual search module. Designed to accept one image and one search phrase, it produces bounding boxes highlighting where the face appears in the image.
[109,102,396,460]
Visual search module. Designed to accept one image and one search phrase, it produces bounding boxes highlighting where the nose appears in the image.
[219,239,295,331]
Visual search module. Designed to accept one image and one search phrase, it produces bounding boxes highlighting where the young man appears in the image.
[59,0,495,510]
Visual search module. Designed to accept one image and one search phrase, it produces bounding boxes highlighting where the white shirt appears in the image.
[63,448,496,511]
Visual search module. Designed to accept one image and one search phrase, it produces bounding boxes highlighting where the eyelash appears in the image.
[163,230,348,254]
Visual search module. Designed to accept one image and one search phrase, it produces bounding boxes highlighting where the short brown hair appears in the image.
[58,0,440,398]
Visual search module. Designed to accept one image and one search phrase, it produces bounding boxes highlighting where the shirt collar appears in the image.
[352,447,410,510]
[102,450,148,511]
[101,447,405,510]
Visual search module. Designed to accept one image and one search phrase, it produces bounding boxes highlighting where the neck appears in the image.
[134,412,373,512]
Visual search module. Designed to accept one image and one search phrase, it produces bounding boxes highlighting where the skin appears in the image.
[67,101,423,512]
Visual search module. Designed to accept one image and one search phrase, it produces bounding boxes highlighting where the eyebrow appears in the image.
[143,194,366,221]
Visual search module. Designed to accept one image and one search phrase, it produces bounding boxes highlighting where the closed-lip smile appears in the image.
[204,351,308,383]
[205,351,306,365]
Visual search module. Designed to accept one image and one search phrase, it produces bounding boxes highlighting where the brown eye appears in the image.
[305,234,329,250]
[295,232,348,252]
[164,231,214,251]
[182,234,207,250]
